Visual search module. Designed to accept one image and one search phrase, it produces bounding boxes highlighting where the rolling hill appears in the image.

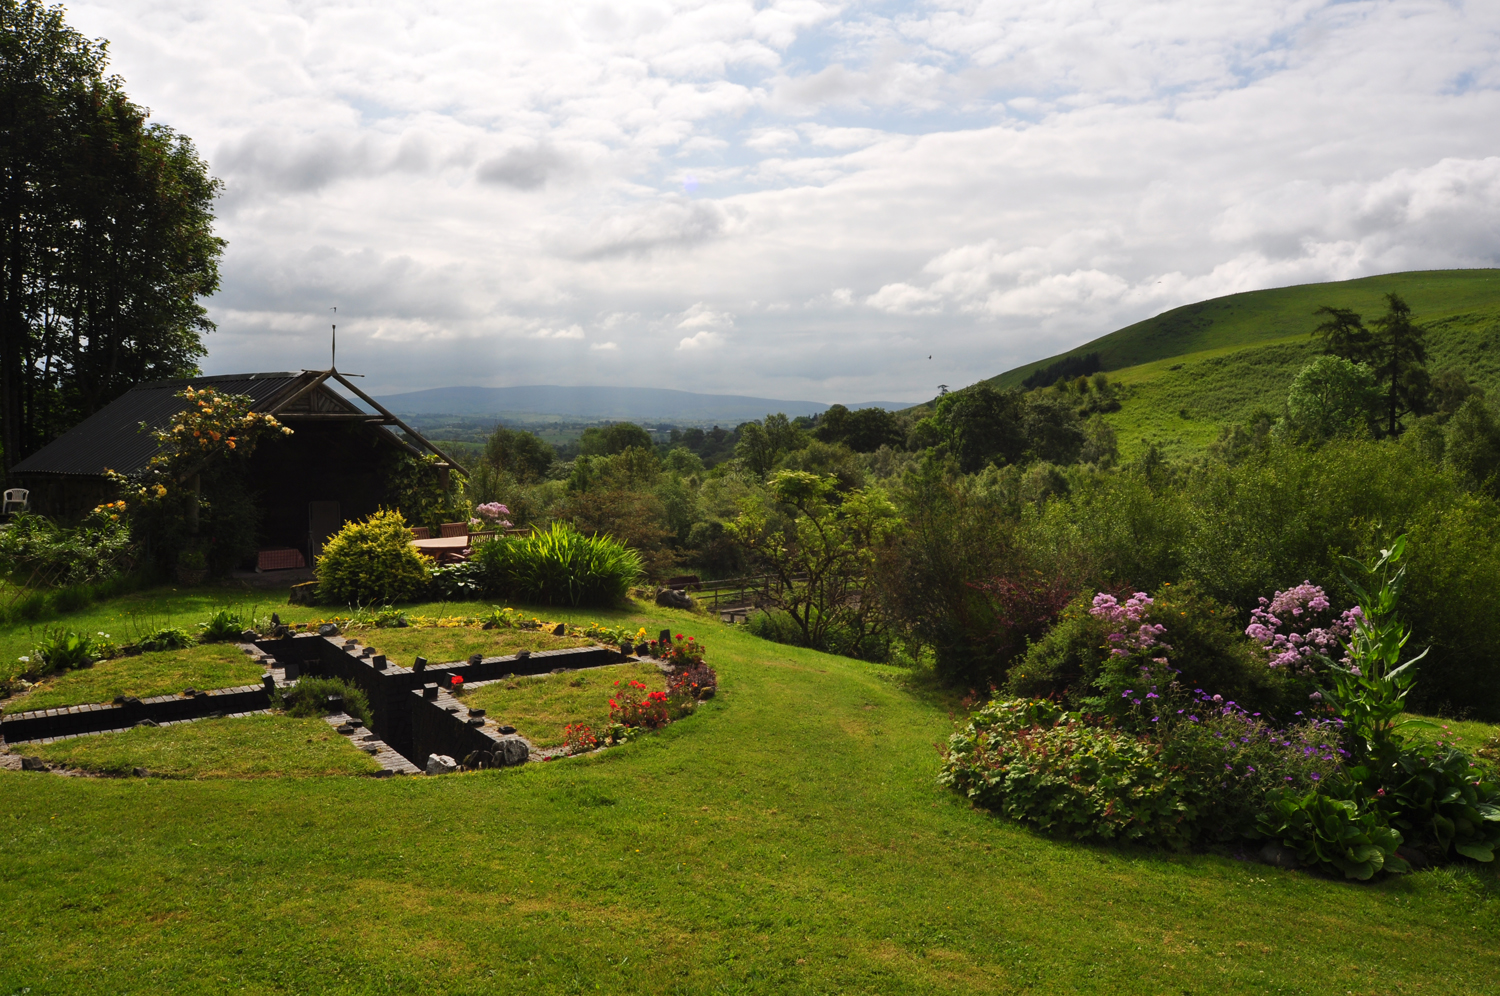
[948,269,1500,461]
[988,268,1500,391]
[374,385,910,424]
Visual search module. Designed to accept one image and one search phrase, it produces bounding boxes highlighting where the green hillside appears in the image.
[1098,295,1500,461]
[989,268,1500,390]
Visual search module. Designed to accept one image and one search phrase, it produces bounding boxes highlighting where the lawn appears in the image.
[24,713,382,778]
[3,643,265,713]
[345,625,594,667]
[461,660,668,747]
[2,588,1498,994]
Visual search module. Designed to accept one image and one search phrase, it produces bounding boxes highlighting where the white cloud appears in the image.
[532,325,585,339]
[62,0,1500,402]
[678,330,726,350]
[676,302,736,331]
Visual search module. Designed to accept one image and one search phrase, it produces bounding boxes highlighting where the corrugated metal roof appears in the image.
[10,372,312,477]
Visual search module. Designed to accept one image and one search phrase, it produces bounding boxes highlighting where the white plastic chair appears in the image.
[2,488,27,514]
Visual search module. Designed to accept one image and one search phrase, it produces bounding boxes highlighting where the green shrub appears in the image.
[471,521,641,607]
[138,627,194,652]
[1004,594,1109,699]
[315,509,431,605]
[942,697,1349,850]
[198,609,245,643]
[0,511,133,588]
[279,676,371,727]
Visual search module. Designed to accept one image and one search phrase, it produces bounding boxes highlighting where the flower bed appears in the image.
[945,537,1500,879]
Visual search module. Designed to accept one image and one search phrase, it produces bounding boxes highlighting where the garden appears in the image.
[6,306,1500,989]
[1,592,716,780]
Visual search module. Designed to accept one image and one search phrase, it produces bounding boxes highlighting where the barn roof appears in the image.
[9,370,466,478]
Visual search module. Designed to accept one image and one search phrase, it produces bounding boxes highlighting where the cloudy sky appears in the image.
[70,0,1500,402]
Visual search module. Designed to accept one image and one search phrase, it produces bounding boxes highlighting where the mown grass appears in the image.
[23,713,382,778]
[461,660,668,747]
[346,626,593,667]
[3,590,1499,994]
[4,643,264,714]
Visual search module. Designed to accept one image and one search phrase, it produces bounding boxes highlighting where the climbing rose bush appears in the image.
[1245,582,1360,673]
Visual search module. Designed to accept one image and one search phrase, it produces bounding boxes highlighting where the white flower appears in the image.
[18,656,30,663]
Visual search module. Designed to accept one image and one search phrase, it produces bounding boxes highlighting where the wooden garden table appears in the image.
[409,536,470,556]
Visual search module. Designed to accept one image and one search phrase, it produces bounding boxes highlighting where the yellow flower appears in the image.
[110,514,118,521]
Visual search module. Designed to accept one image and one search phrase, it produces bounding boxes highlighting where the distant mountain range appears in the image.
[373,385,911,423]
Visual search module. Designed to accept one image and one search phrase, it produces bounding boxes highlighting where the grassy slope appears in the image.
[1099,306,1500,460]
[989,268,1500,390]
[3,591,1498,994]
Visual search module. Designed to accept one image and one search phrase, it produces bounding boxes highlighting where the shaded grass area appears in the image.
[23,713,382,778]
[2,593,1499,994]
[462,660,667,747]
[348,626,594,667]
[4,644,265,713]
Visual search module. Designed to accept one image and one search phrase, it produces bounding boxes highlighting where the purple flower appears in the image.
[1310,772,1321,781]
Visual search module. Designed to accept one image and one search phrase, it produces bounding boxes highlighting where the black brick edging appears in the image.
[1,684,272,744]
[410,683,529,770]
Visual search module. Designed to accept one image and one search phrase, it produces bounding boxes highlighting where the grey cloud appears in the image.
[213,130,437,198]
[476,144,570,190]
[572,200,736,259]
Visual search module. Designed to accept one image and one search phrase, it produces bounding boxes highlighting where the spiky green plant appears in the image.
[472,522,641,607]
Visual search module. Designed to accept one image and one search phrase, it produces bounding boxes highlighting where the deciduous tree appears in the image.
[1,0,223,469]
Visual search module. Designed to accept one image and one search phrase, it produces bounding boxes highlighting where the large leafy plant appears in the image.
[1260,788,1408,880]
[1323,535,1429,756]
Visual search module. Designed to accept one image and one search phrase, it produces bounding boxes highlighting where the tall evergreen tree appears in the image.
[1,0,222,470]
[1311,305,1373,362]
[1369,293,1431,436]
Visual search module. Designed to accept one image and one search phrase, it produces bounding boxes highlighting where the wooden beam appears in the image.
[263,369,336,416]
[276,413,397,423]
[327,371,469,477]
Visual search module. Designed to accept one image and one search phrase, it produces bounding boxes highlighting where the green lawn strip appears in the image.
[347,626,594,667]
[1403,712,1500,769]
[461,660,667,747]
[21,713,382,778]
[1,599,1498,993]
[4,643,264,713]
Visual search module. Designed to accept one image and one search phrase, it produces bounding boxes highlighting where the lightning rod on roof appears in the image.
[330,306,337,369]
